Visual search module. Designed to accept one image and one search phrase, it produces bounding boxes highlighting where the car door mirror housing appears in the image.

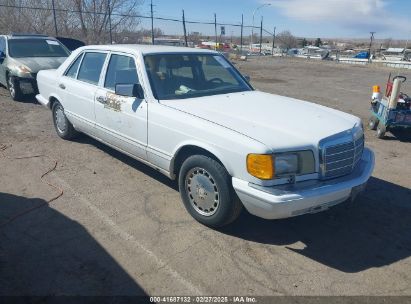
[115,83,144,99]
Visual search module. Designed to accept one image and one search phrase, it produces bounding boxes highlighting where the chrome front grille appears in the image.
[320,131,364,180]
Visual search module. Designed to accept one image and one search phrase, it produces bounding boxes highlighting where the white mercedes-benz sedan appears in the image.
[36,45,374,227]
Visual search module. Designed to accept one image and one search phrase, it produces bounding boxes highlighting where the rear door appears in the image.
[94,52,147,160]
[58,51,107,135]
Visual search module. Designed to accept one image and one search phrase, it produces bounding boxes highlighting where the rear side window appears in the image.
[77,52,107,85]
[104,54,138,90]
[65,53,83,78]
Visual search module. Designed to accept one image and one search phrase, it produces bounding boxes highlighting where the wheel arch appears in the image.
[49,94,62,109]
[170,143,232,180]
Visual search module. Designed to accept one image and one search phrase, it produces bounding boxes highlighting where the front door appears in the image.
[94,53,147,160]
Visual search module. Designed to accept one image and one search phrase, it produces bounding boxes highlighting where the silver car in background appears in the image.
[0,34,70,101]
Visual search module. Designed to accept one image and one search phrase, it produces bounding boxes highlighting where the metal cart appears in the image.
[368,75,411,138]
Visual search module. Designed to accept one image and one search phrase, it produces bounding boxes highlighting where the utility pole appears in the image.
[182,10,188,47]
[271,26,276,56]
[259,17,263,55]
[214,13,217,51]
[51,0,58,36]
[107,0,113,44]
[368,31,375,63]
[150,0,155,45]
[240,14,244,53]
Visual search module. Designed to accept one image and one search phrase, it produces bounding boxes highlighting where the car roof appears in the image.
[78,44,219,55]
[5,34,58,40]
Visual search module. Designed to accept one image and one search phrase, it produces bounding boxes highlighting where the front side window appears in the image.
[65,53,84,79]
[77,52,107,85]
[8,39,69,58]
[144,53,251,100]
[104,54,138,90]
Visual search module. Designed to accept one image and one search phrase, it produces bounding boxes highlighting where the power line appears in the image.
[0,3,262,28]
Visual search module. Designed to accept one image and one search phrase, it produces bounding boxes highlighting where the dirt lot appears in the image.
[0,57,410,297]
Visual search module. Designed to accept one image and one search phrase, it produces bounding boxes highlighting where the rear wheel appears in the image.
[178,155,242,227]
[52,101,78,140]
[376,124,386,139]
[368,116,379,130]
[7,75,23,101]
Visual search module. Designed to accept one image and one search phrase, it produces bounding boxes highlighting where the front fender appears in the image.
[170,140,234,179]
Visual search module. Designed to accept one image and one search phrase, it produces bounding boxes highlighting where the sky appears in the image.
[137,0,411,40]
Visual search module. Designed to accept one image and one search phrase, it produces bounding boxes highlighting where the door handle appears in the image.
[96,95,107,104]
[59,83,66,90]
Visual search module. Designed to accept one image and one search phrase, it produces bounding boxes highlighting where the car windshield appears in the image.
[144,53,252,100]
[8,39,70,58]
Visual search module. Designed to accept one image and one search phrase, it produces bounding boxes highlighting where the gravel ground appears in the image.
[0,57,410,297]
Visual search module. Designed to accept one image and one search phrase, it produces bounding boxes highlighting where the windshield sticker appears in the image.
[214,56,231,69]
[46,40,60,45]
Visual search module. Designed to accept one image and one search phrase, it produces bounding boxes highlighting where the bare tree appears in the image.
[0,0,54,34]
[383,38,392,49]
[70,0,142,44]
[0,0,142,44]
[276,30,298,50]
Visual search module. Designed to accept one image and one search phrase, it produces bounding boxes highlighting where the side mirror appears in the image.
[0,51,5,63]
[115,83,144,99]
[244,75,251,82]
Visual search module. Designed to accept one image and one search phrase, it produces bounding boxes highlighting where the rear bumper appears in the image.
[233,147,374,220]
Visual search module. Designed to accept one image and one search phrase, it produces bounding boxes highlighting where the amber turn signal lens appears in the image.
[247,154,274,180]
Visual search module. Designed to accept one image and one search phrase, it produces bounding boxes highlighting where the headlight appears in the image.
[353,123,364,141]
[275,154,298,175]
[275,151,315,177]
[247,151,315,180]
[16,65,32,74]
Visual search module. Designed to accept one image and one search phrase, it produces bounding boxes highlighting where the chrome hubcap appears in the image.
[8,78,15,97]
[186,167,219,216]
[55,106,67,133]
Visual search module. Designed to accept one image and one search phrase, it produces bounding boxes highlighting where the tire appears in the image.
[52,101,78,140]
[376,124,386,139]
[7,75,24,101]
[368,116,379,130]
[178,155,242,227]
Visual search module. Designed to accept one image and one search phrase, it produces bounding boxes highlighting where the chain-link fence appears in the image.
[0,0,277,54]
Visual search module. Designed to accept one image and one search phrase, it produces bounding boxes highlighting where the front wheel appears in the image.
[178,155,242,227]
[368,116,379,130]
[7,75,24,101]
[376,124,386,139]
[52,101,78,140]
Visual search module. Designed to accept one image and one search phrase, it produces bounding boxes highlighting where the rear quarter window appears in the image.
[64,53,84,79]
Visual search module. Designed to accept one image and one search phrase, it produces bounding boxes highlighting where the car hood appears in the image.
[12,57,67,73]
[161,91,361,152]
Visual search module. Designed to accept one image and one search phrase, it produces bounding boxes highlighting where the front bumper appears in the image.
[233,147,375,220]
[14,75,38,94]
